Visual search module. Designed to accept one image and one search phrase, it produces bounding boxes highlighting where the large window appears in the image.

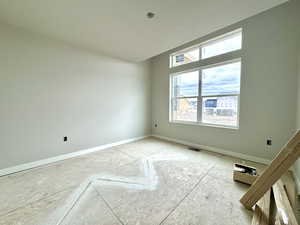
[170,29,242,128]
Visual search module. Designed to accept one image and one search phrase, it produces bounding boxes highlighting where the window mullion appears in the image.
[202,93,239,98]
[176,96,198,99]
[197,69,202,123]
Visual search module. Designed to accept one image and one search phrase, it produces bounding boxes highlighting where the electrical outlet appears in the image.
[267,139,272,146]
[64,136,68,142]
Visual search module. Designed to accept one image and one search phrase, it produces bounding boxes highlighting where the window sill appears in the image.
[169,120,239,130]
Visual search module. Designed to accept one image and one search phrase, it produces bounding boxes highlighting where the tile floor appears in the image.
[0,137,265,225]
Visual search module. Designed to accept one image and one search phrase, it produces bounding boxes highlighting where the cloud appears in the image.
[175,62,241,96]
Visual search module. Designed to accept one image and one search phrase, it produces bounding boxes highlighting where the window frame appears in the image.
[169,46,200,68]
[201,29,242,60]
[169,68,200,123]
[169,58,242,129]
[169,28,242,68]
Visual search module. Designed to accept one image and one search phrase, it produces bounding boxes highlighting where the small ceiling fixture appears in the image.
[147,12,155,19]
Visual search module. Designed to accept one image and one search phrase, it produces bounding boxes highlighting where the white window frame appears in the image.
[169,28,243,129]
[169,46,200,68]
[201,29,242,60]
[169,68,200,123]
[169,28,242,68]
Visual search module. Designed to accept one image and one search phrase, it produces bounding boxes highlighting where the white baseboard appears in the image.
[0,135,149,177]
[152,134,271,165]
[3,133,297,193]
[152,134,299,195]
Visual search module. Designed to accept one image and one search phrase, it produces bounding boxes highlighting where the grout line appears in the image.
[56,181,93,225]
[1,140,224,224]
[158,165,215,225]
[0,185,76,218]
[0,158,139,219]
[96,178,144,186]
[0,155,141,221]
[94,187,125,225]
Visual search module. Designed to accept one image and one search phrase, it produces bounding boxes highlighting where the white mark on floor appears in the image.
[46,153,189,225]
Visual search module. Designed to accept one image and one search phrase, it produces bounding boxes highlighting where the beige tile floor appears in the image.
[0,137,265,225]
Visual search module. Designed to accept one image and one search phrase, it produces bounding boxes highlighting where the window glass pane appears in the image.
[173,98,197,122]
[202,31,242,59]
[171,48,199,67]
[202,61,241,96]
[202,96,238,127]
[173,71,199,97]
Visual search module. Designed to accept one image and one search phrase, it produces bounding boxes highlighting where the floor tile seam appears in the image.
[93,186,125,225]
[158,165,216,225]
[0,185,76,218]
[0,157,138,219]
[105,159,218,211]
[56,181,94,225]
[0,155,140,219]
[0,145,128,179]
[94,179,142,211]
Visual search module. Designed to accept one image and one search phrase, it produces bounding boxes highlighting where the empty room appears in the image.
[1,0,300,224]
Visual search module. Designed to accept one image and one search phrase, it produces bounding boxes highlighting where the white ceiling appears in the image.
[0,0,287,62]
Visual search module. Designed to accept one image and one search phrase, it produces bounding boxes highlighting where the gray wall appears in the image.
[295,52,300,183]
[298,53,300,129]
[0,24,151,169]
[151,1,300,160]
